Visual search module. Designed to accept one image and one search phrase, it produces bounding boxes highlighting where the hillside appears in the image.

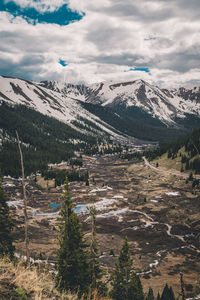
[0,258,112,299]
[41,78,200,129]
[1,76,200,144]
[150,128,200,175]
[1,75,200,178]
[0,102,103,178]
[80,102,187,142]
[0,76,126,140]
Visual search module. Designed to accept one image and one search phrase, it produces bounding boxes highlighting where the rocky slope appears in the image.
[0,76,130,142]
[1,76,200,143]
[40,79,200,127]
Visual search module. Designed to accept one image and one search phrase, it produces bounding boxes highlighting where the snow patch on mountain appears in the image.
[40,78,200,126]
[0,76,127,140]
[1,76,200,133]
[87,80,200,126]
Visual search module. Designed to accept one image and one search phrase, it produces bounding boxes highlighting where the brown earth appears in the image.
[3,154,200,298]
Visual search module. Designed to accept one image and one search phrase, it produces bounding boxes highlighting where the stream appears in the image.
[6,188,200,280]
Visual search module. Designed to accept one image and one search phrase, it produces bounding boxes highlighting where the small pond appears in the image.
[74,204,87,214]
[50,203,87,214]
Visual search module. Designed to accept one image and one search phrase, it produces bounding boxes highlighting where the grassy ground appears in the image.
[5,155,200,298]
[0,257,112,300]
[154,152,182,172]
[152,147,200,175]
[36,176,55,189]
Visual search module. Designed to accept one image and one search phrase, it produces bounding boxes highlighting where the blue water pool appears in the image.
[50,203,87,214]
[74,204,87,214]
[50,203,61,210]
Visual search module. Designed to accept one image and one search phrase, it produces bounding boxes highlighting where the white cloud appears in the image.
[4,0,69,12]
[0,0,200,87]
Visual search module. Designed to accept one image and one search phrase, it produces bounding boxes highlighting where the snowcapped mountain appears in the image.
[0,76,132,142]
[86,80,200,126]
[1,75,200,143]
[39,79,200,127]
[171,85,200,102]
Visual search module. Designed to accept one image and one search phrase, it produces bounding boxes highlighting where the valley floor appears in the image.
[3,154,200,298]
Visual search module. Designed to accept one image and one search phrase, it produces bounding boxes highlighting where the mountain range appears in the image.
[1,75,200,144]
[40,79,200,126]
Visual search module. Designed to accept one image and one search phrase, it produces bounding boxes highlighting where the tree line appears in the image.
[81,102,189,143]
[122,126,200,175]
[43,168,89,187]
[0,102,105,178]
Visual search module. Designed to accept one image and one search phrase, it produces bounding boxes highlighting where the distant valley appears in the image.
[1,75,200,298]
[1,75,200,177]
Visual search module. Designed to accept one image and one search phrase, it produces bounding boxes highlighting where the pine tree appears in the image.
[146,287,154,300]
[110,236,144,300]
[169,287,175,300]
[89,206,107,296]
[55,177,90,296]
[156,292,161,300]
[161,284,175,300]
[0,180,15,258]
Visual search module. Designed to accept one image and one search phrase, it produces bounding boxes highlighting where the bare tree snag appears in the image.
[89,205,97,291]
[16,131,30,264]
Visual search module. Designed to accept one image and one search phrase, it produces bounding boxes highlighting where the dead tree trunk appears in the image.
[89,206,97,291]
[16,131,30,264]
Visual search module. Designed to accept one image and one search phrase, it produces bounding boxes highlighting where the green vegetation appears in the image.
[84,144,123,156]
[43,168,89,187]
[81,102,190,143]
[146,287,154,300]
[154,127,200,174]
[15,287,27,300]
[89,206,107,296]
[160,284,175,300]
[0,102,103,178]
[0,183,183,299]
[164,128,200,174]
[0,180,15,259]
[123,127,200,176]
[156,292,161,300]
[54,179,179,300]
[110,236,144,300]
[55,178,90,296]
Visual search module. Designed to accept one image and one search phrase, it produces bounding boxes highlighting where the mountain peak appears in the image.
[1,75,200,130]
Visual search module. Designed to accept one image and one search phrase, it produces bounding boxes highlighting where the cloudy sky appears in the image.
[0,0,200,87]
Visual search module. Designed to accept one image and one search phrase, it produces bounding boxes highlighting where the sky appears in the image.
[0,0,200,87]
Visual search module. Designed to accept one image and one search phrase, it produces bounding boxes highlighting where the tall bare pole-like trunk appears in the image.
[16,131,30,264]
[180,272,186,300]
[89,206,97,291]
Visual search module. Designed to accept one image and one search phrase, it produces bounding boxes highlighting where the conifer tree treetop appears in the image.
[110,236,144,300]
[55,177,90,297]
[0,179,15,259]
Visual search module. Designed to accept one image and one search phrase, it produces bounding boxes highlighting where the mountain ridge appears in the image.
[38,77,200,127]
[0,75,130,142]
[1,75,200,144]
